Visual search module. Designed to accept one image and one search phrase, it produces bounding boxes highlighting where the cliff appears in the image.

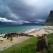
[46,11,53,25]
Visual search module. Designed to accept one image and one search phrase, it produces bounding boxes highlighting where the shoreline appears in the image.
[0,26,53,37]
[0,26,53,51]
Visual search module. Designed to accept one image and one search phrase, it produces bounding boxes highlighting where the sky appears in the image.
[0,0,53,25]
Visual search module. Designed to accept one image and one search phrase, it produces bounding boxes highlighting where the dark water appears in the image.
[0,25,43,33]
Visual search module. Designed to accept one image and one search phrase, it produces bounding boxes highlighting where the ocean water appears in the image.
[0,25,43,34]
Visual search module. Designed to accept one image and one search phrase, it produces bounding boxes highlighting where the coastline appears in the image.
[24,26,53,36]
[0,26,53,51]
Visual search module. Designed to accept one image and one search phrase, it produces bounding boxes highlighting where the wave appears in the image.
[24,27,42,33]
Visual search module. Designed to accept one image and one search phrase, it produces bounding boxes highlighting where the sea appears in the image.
[0,25,45,34]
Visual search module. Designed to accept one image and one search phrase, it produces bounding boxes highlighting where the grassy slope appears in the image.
[0,33,53,53]
[48,33,53,53]
[0,37,37,53]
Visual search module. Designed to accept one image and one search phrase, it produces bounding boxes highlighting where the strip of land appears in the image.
[0,36,30,51]
[0,26,53,51]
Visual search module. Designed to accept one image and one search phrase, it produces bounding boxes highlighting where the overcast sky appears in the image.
[0,0,53,24]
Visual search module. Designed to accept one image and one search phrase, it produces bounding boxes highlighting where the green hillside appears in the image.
[0,33,53,53]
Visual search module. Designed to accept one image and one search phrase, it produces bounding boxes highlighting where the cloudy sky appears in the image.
[0,0,53,24]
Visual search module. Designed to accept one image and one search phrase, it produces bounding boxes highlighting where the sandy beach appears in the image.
[25,26,53,36]
[0,36,30,51]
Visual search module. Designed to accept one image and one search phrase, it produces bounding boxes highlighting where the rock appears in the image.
[46,10,53,25]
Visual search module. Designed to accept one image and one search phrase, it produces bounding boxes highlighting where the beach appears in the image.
[25,26,53,36]
[0,36,30,51]
[0,26,53,51]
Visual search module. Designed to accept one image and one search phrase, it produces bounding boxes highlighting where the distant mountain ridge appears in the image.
[0,21,17,26]
[0,21,44,26]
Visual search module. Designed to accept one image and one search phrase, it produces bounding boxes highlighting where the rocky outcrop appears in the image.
[46,11,53,25]
[3,32,33,39]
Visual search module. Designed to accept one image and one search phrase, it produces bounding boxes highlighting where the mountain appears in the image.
[0,21,18,26]
[46,10,53,25]
[22,22,44,26]
[0,21,44,26]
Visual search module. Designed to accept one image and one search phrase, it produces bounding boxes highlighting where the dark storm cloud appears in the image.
[4,0,37,21]
[0,0,53,24]
[0,0,19,20]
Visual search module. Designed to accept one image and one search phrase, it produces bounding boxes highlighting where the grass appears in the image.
[0,37,37,53]
[0,33,53,53]
[48,33,53,53]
